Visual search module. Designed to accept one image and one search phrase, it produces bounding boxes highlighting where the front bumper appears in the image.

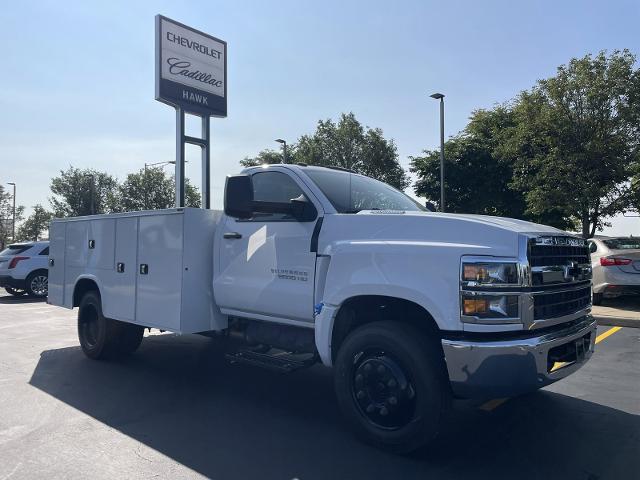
[441,315,597,398]
[0,275,25,289]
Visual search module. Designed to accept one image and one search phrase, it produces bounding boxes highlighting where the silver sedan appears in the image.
[588,237,640,304]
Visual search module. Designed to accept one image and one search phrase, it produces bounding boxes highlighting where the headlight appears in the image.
[461,262,520,286]
[461,293,519,320]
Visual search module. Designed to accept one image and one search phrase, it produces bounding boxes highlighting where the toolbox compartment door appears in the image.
[47,222,66,307]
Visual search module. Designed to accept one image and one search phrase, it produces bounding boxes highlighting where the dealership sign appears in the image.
[155,15,227,117]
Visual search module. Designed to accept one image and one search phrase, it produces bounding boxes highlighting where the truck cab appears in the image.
[48,164,596,453]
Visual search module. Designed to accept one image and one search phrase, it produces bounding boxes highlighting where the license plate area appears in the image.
[547,333,591,372]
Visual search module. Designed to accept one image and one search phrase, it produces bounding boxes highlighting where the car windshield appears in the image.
[603,238,640,250]
[304,169,425,213]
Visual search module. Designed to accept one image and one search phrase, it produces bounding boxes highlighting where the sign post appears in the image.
[155,15,227,208]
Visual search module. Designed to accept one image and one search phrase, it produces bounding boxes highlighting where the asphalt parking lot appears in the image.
[0,292,638,480]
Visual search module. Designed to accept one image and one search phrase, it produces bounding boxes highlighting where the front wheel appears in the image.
[334,321,450,453]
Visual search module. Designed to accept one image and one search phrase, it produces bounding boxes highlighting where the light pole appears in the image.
[275,139,287,164]
[144,161,177,209]
[84,175,95,215]
[430,93,446,212]
[7,182,15,241]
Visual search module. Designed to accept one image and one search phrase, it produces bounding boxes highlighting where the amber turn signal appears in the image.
[463,298,488,315]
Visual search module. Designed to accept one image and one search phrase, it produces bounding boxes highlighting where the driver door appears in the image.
[214,170,320,323]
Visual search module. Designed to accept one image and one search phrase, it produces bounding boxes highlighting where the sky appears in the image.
[1,0,639,235]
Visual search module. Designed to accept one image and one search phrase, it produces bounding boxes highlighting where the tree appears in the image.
[0,185,25,248]
[240,149,289,168]
[49,167,120,217]
[508,50,640,237]
[295,113,409,189]
[241,113,409,189]
[119,167,201,211]
[16,204,53,241]
[410,106,527,216]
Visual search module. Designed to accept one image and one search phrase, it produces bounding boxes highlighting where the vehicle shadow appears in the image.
[29,334,640,480]
[0,295,46,304]
[599,296,640,313]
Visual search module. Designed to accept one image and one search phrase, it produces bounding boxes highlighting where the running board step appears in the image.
[225,349,317,372]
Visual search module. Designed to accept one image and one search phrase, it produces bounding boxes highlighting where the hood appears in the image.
[355,210,566,236]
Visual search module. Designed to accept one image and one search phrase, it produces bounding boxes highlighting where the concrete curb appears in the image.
[594,316,640,328]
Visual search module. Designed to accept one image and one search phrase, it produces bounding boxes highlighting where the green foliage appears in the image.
[296,113,409,189]
[412,50,640,237]
[49,167,120,217]
[410,106,526,216]
[119,168,200,211]
[16,204,53,241]
[240,149,289,168]
[241,113,409,190]
[508,50,640,237]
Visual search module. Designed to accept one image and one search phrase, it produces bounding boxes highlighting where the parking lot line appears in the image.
[594,326,622,344]
[481,326,624,411]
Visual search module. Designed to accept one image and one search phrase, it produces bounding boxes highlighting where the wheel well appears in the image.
[73,279,100,307]
[331,295,441,362]
[27,268,48,277]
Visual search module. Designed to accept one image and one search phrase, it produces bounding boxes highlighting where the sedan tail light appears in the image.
[600,256,633,266]
[8,256,30,269]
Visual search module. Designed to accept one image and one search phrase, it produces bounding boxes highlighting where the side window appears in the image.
[588,241,597,253]
[40,246,49,256]
[251,171,304,221]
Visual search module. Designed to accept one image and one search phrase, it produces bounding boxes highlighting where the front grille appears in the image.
[533,285,591,320]
[529,244,590,267]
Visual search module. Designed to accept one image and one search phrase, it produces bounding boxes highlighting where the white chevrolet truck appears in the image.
[48,164,596,452]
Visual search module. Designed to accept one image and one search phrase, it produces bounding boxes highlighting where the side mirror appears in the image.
[425,201,437,212]
[224,175,253,219]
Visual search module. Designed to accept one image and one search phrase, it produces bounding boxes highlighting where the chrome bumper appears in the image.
[441,315,597,398]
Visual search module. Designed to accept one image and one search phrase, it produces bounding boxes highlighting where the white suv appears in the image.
[0,241,49,298]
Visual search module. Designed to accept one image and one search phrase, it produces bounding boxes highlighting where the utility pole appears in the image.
[430,93,446,212]
[7,182,15,241]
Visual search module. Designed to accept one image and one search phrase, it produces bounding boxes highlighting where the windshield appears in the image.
[603,238,640,250]
[304,169,425,213]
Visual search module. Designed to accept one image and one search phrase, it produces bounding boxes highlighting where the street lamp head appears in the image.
[7,182,15,186]
[275,138,286,145]
[430,92,445,100]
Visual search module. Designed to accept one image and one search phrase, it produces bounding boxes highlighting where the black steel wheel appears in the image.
[334,321,450,453]
[351,351,417,430]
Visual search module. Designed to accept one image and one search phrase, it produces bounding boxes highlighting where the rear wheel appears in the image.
[78,291,144,359]
[334,321,450,453]
[25,270,48,298]
[5,287,26,296]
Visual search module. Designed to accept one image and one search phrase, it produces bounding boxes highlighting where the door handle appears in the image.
[224,232,242,239]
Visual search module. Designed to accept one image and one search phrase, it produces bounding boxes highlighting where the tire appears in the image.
[593,292,603,306]
[25,270,48,298]
[118,322,145,354]
[334,321,450,453]
[5,287,26,296]
[78,291,144,360]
